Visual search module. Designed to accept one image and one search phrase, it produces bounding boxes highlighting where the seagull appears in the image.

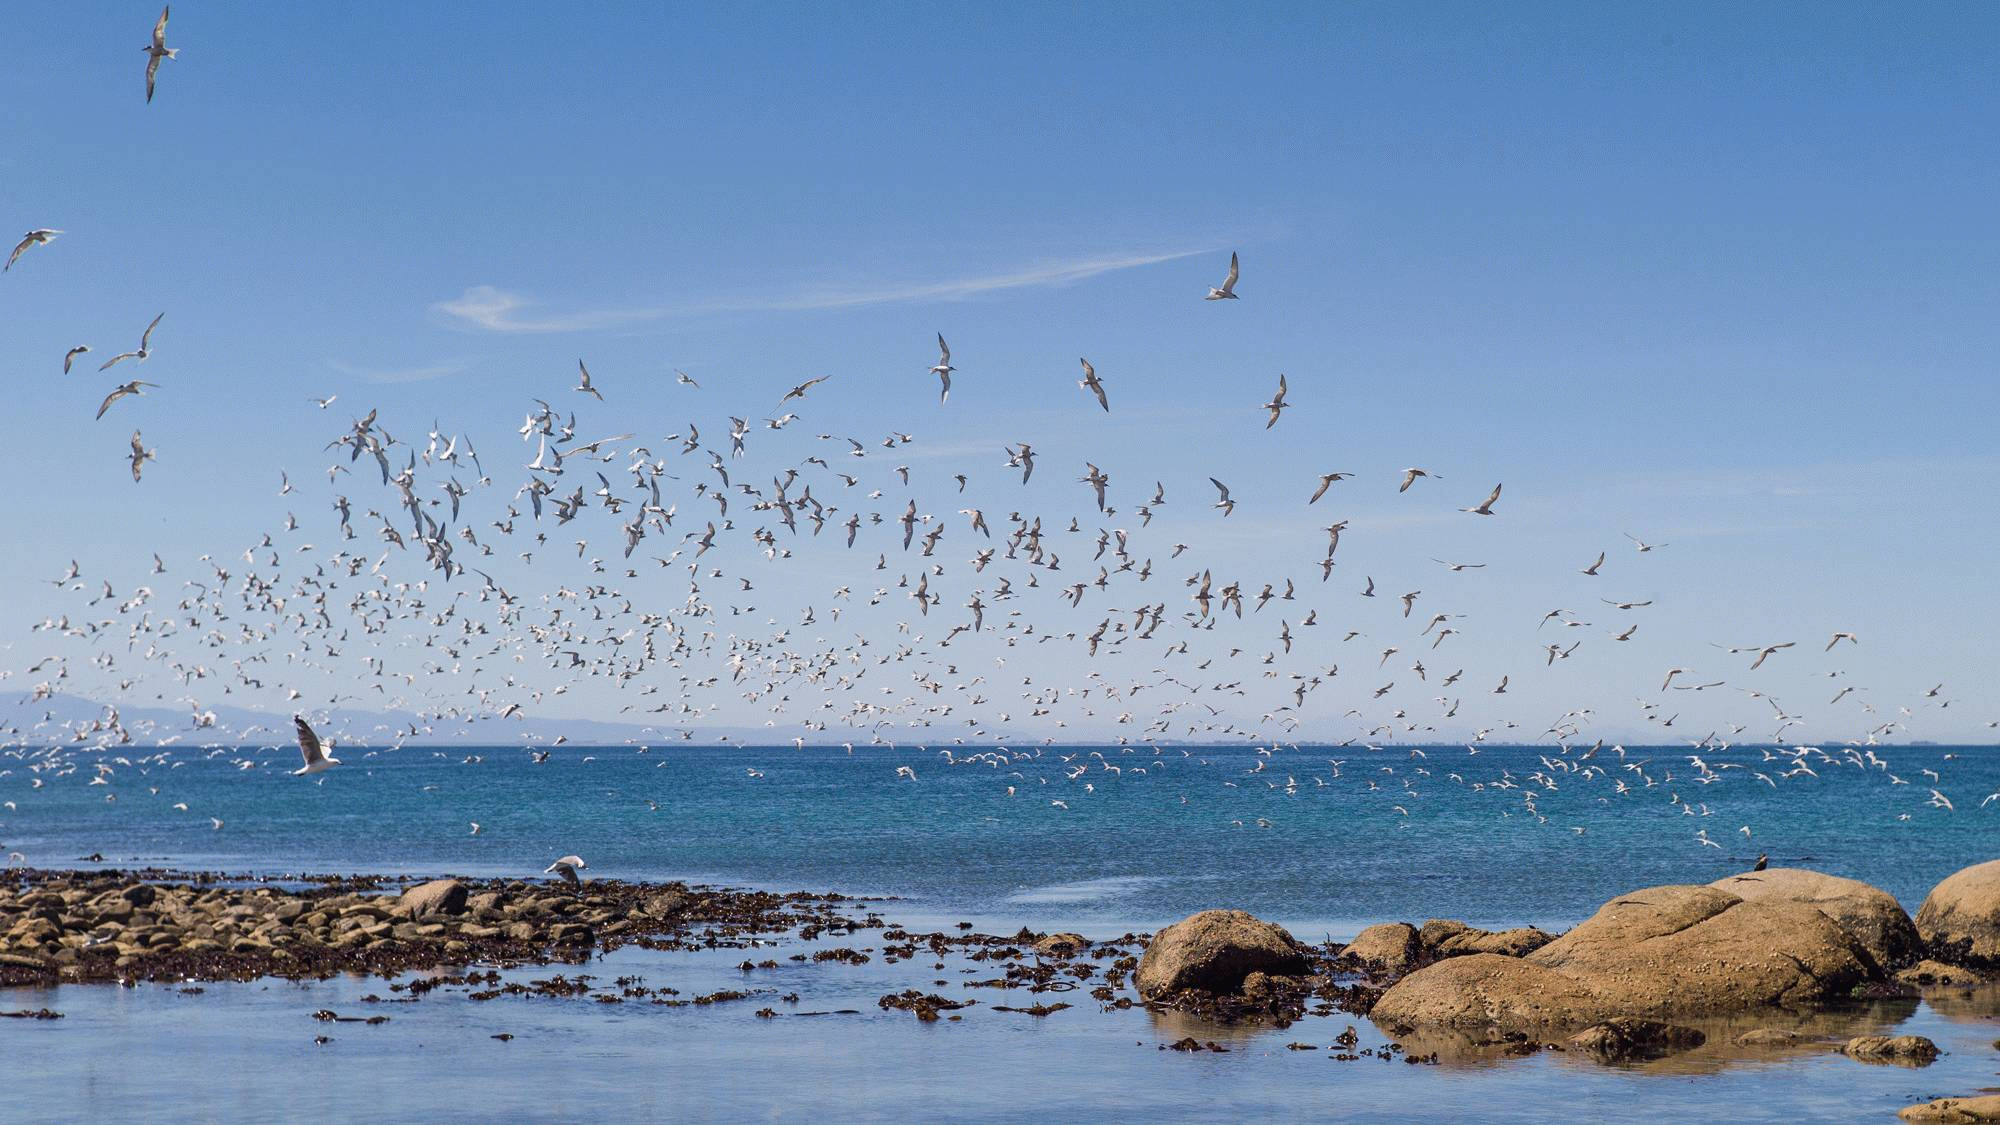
[1205,251,1240,300]
[96,381,157,420]
[1580,551,1605,576]
[545,855,588,889]
[99,313,165,371]
[1456,482,1504,516]
[1398,468,1438,493]
[1262,374,1288,429]
[1625,533,1667,552]
[930,335,955,403]
[576,360,603,400]
[1825,632,1858,651]
[128,431,156,482]
[1209,478,1235,517]
[1309,473,1351,504]
[63,345,91,374]
[6,229,60,272]
[1753,853,1768,871]
[781,376,829,403]
[1077,358,1109,411]
[675,369,700,388]
[469,822,481,836]
[144,7,176,103]
[311,395,337,409]
[292,715,341,775]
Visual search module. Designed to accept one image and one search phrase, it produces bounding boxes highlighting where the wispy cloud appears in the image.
[327,358,472,385]
[433,248,1214,334]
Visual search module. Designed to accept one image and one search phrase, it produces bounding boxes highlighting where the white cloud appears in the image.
[433,248,1214,334]
[327,358,471,384]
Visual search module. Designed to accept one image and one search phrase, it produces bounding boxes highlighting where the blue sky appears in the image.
[1,2,1995,743]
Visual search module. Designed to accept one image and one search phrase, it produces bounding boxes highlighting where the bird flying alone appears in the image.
[144,6,176,104]
[6,230,60,272]
[100,313,165,372]
[1078,358,1109,411]
[292,715,341,775]
[1459,483,1502,515]
[1262,374,1289,429]
[1206,251,1240,300]
[97,381,156,420]
[930,335,955,404]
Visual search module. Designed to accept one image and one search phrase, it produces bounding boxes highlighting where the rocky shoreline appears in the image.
[8,859,2000,1119]
[0,868,874,988]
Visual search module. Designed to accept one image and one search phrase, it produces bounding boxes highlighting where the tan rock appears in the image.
[1901,1095,2000,1123]
[1843,1034,1940,1066]
[1343,923,1421,974]
[1136,910,1310,999]
[1734,1027,1806,1047]
[398,879,469,918]
[1375,881,1878,1030]
[1710,867,1919,970]
[1034,932,1089,956]
[1567,1017,1704,1062]
[1917,859,2000,965]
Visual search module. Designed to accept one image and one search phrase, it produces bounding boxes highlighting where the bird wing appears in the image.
[1224,251,1239,291]
[1481,482,1502,509]
[5,235,31,271]
[936,334,950,365]
[295,716,324,765]
[154,6,170,50]
[95,386,129,420]
[146,54,161,102]
[140,312,164,351]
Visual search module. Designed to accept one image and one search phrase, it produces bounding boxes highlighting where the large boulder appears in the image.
[1710,868,1920,971]
[1137,910,1310,998]
[1374,882,1878,1030]
[397,879,468,917]
[1916,860,2000,966]
[1342,923,1421,974]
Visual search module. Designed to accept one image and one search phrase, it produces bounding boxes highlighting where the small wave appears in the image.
[1007,875,1161,904]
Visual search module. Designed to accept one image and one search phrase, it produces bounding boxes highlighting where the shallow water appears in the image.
[5,741,1999,1121]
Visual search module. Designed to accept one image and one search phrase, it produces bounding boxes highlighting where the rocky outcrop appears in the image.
[1136,910,1310,999]
[1437,926,1555,958]
[1342,923,1421,974]
[398,879,469,917]
[1901,1095,2000,1123]
[1709,867,1919,971]
[1566,1017,1705,1062]
[1917,860,2000,966]
[1373,882,1879,1030]
[1734,1028,1805,1047]
[1842,1034,1939,1066]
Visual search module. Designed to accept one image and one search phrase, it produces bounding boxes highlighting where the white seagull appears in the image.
[144,6,176,104]
[6,229,61,272]
[292,715,341,775]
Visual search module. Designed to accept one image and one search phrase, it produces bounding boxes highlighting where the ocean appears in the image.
[3,741,1997,1121]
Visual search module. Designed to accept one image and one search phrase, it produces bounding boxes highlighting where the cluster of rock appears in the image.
[1370,863,2000,1032]
[1130,858,2000,1090]
[0,869,861,986]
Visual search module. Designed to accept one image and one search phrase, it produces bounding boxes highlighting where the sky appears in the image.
[0,2,1996,745]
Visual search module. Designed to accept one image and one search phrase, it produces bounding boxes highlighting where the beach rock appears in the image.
[1567,1017,1705,1062]
[399,879,469,918]
[1344,923,1422,974]
[1136,910,1310,999]
[1710,868,1919,971]
[1917,860,2000,966]
[1734,1028,1805,1047]
[1034,933,1089,956]
[1843,1034,1940,1065]
[1900,1095,2000,1123]
[1374,883,1877,1029]
[1896,960,1987,988]
[1435,926,1555,959]
[1419,919,1474,948]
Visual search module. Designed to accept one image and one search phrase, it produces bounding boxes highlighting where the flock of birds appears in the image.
[1,9,1993,878]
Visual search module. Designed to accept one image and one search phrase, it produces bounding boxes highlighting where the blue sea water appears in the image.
[4,742,1999,1122]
